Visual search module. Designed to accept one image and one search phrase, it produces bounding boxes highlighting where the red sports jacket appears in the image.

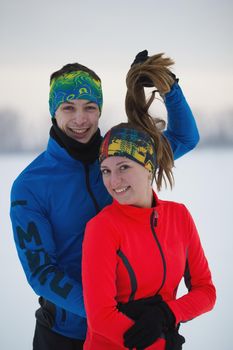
[82,192,216,349]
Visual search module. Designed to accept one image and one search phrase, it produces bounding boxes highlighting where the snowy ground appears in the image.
[1,148,232,349]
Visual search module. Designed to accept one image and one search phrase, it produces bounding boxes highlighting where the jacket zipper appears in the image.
[84,164,101,214]
[150,210,167,295]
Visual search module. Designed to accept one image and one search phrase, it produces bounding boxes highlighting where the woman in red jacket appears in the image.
[82,53,216,350]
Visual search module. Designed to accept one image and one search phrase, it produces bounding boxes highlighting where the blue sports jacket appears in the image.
[10,83,199,339]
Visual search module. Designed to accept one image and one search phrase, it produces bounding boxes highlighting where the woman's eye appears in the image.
[101,169,109,175]
[120,165,129,171]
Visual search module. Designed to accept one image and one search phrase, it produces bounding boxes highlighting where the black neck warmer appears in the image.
[50,119,102,164]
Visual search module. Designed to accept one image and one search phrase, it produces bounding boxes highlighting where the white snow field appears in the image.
[1,148,232,349]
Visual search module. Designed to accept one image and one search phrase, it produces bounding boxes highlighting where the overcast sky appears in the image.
[1,0,233,141]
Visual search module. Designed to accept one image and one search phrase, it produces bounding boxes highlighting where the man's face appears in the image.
[55,99,100,143]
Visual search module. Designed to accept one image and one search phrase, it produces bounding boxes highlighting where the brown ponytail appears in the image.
[125,53,175,190]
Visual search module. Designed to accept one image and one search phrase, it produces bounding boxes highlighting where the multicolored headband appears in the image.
[49,70,103,117]
[99,124,157,174]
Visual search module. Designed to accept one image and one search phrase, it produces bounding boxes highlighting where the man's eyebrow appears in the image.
[63,100,75,104]
[85,101,97,105]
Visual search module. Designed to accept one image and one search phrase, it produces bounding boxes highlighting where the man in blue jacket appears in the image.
[10,52,199,350]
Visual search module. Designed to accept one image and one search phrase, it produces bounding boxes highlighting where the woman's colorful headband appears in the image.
[49,70,103,117]
[99,125,157,174]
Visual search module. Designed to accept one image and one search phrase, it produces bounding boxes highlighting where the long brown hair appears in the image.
[125,53,175,190]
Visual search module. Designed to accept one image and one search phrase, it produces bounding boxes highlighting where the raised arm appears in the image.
[163,82,200,160]
[130,50,200,160]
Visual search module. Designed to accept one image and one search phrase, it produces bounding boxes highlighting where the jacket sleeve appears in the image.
[167,205,216,323]
[10,179,86,318]
[82,217,134,346]
[163,83,200,160]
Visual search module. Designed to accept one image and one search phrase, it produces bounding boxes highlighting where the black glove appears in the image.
[165,327,185,350]
[118,294,162,320]
[124,301,175,349]
[130,50,179,88]
[130,49,154,87]
[131,49,150,67]
[168,71,179,84]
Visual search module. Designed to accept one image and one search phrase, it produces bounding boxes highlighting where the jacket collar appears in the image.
[49,120,103,164]
[112,190,161,222]
[46,137,96,167]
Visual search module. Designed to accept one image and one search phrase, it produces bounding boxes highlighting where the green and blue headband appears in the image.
[49,70,103,117]
[99,124,157,174]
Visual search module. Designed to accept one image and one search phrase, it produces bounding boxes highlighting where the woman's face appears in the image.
[100,156,153,208]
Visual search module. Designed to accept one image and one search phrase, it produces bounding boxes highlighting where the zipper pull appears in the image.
[153,210,158,227]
